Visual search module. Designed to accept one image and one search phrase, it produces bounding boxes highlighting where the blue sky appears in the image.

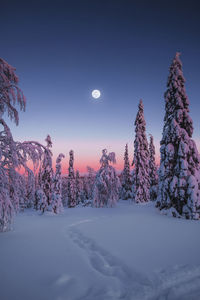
[1,0,200,172]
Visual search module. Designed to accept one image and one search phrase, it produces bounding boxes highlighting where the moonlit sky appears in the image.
[1,0,200,173]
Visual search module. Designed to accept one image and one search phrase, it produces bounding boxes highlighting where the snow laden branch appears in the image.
[0,58,26,125]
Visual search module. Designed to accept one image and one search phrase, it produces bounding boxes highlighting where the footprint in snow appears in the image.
[68,228,152,300]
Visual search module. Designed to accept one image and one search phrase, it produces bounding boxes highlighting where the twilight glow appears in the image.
[1,1,200,174]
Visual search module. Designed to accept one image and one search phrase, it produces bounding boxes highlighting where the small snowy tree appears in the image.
[149,135,158,201]
[93,149,121,207]
[67,150,76,207]
[0,163,14,232]
[157,53,200,219]
[121,143,132,200]
[82,175,90,201]
[75,170,83,205]
[132,100,150,203]
[52,153,65,214]
[25,169,35,208]
[38,135,53,212]
[61,176,68,207]
[86,166,96,199]
[35,189,47,212]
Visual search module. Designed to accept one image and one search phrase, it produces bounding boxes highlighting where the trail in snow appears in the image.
[68,223,200,300]
[68,226,152,300]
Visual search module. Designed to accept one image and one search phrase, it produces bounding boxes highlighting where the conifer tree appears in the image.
[75,170,83,205]
[38,135,53,212]
[0,165,13,232]
[157,53,200,219]
[121,144,132,200]
[67,150,76,207]
[93,149,121,207]
[132,100,150,203]
[149,135,158,201]
[25,169,35,208]
[61,176,68,207]
[52,153,65,213]
[82,175,90,201]
[86,166,96,199]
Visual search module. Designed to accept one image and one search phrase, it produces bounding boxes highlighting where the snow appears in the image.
[1,201,200,300]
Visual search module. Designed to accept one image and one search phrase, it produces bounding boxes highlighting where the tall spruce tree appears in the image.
[149,135,158,201]
[132,100,150,203]
[121,144,132,200]
[157,53,200,219]
[67,150,76,207]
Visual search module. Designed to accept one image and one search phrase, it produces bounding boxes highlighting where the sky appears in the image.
[1,0,200,174]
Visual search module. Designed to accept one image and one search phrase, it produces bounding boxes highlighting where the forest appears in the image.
[1,52,200,233]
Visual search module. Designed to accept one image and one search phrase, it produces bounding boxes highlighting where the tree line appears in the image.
[0,52,200,232]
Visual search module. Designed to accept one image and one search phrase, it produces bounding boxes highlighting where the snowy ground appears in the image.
[1,201,200,300]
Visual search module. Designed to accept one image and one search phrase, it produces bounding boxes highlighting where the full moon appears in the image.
[92,89,101,99]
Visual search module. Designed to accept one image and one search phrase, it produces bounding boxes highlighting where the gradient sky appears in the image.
[1,0,200,173]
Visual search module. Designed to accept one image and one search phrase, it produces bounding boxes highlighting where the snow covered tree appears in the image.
[52,153,65,214]
[132,100,150,203]
[0,58,30,230]
[17,173,27,210]
[93,149,121,207]
[157,53,200,219]
[0,161,14,232]
[121,143,132,200]
[86,166,96,199]
[61,176,68,207]
[0,58,52,228]
[37,135,53,212]
[149,135,158,201]
[25,169,35,208]
[67,150,76,207]
[82,175,90,200]
[75,170,83,205]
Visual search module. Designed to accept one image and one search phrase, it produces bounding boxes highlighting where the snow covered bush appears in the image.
[149,135,158,201]
[121,144,132,200]
[93,149,121,207]
[132,100,150,203]
[157,53,200,219]
[35,189,47,212]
